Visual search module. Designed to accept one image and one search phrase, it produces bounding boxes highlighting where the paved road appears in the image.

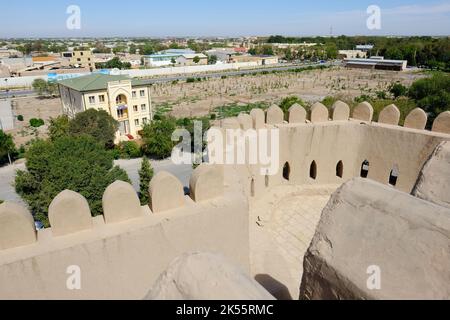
[0,158,193,205]
[0,90,36,99]
[0,62,337,98]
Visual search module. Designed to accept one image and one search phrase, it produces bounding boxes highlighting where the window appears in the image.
[80,52,84,56]
[117,109,125,118]
[140,90,145,97]
[141,104,146,111]
[99,95,105,103]
[77,58,81,62]
[361,160,370,178]
[142,117,148,124]
[310,161,317,180]
[132,91,137,98]
[133,105,138,112]
[336,161,344,178]
[389,165,399,187]
[87,58,91,61]
[88,96,95,104]
[283,162,290,181]
[135,119,140,126]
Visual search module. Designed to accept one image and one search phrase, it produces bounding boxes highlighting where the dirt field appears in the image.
[5,67,425,146]
[150,67,425,118]
[9,96,62,146]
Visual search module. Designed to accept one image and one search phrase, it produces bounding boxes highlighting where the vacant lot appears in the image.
[151,67,425,118]
[9,96,62,146]
[4,67,426,146]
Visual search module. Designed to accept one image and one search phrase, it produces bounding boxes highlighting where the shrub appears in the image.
[17,115,24,121]
[389,83,408,98]
[141,116,177,159]
[118,141,142,159]
[29,118,44,128]
[279,96,306,117]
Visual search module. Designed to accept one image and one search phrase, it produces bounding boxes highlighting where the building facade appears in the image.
[58,74,153,142]
[176,53,208,66]
[343,57,408,71]
[69,50,95,70]
[143,49,195,67]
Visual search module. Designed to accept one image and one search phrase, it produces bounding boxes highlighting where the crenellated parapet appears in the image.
[219,100,450,134]
[216,101,450,199]
[0,163,249,299]
[0,164,225,251]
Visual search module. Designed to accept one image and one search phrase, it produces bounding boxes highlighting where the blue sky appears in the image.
[1,0,450,37]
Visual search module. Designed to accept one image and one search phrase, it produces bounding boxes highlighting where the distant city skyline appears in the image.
[1,0,450,38]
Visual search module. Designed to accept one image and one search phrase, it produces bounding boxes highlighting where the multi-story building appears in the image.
[338,50,367,59]
[69,49,95,70]
[57,74,153,142]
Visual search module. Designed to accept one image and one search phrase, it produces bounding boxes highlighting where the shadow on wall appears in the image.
[254,274,293,300]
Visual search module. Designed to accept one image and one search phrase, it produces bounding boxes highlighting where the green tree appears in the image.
[141,117,176,159]
[48,115,70,141]
[138,157,154,206]
[0,130,16,165]
[32,79,59,97]
[207,55,218,65]
[15,136,130,226]
[279,96,305,119]
[96,57,131,70]
[193,56,200,64]
[117,141,142,159]
[29,118,44,128]
[69,109,119,147]
[389,83,408,99]
[408,72,450,121]
[32,79,48,96]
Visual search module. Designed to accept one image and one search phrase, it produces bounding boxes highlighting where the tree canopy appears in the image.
[408,72,450,121]
[0,130,16,166]
[15,135,130,226]
[68,109,119,147]
[141,116,177,159]
[95,57,131,70]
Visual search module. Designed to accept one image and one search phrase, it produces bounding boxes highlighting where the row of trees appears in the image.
[266,35,450,70]
[95,57,131,70]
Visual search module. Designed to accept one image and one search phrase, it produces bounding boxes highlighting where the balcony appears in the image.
[116,105,129,120]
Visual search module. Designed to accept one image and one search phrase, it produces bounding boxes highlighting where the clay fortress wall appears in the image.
[0,100,449,299]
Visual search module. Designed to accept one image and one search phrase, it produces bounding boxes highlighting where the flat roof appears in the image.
[344,58,407,65]
[145,53,183,58]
